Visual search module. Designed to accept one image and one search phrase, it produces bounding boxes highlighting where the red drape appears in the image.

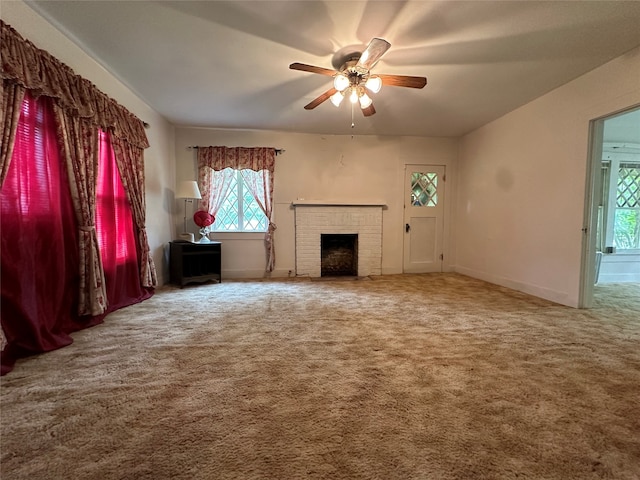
[0,93,152,375]
[0,94,87,374]
[96,130,153,312]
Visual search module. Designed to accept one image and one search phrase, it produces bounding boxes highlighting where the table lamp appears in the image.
[176,181,202,241]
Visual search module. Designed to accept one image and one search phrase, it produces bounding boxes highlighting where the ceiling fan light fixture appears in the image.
[333,73,350,92]
[365,75,382,93]
[290,37,427,118]
[330,91,344,107]
[359,93,373,109]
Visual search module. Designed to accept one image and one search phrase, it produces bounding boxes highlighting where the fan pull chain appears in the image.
[351,103,355,129]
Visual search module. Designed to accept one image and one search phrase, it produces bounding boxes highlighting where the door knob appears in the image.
[405,223,411,233]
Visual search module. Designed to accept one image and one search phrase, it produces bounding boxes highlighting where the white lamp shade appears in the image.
[330,91,344,107]
[365,75,382,93]
[176,180,202,199]
[333,73,350,92]
[359,93,373,109]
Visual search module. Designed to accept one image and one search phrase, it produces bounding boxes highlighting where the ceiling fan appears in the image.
[290,38,427,117]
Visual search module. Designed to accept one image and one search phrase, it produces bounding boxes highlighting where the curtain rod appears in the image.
[187,146,285,155]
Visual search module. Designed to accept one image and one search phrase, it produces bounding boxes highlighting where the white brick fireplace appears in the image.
[293,202,384,277]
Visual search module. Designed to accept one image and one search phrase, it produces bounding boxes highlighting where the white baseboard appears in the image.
[222,268,294,280]
[222,269,269,279]
[452,265,576,307]
[380,265,456,275]
[382,266,403,275]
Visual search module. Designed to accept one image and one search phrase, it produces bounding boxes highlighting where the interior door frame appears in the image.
[579,118,604,308]
[402,164,447,273]
[579,104,640,308]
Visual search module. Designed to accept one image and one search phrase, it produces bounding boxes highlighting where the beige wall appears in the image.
[1,1,176,284]
[456,47,640,307]
[175,128,458,278]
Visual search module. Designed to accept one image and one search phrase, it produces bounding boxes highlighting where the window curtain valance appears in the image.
[0,20,149,150]
[197,146,276,172]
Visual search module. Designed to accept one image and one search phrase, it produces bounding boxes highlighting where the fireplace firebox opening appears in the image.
[321,234,358,277]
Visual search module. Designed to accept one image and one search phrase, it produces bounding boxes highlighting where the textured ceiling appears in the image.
[27,0,640,137]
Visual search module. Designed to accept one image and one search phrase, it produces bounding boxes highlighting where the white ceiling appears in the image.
[27,0,640,137]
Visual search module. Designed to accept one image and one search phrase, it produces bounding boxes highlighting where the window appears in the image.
[614,163,640,249]
[410,171,438,206]
[95,130,138,265]
[1,93,64,224]
[212,168,267,232]
[600,160,640,251]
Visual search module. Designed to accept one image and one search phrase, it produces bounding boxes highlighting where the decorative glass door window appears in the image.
[411,172,438,207]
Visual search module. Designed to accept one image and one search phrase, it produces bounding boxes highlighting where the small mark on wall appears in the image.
[496,167,514,191]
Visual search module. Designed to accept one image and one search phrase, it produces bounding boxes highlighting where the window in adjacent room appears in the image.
[212,168,268,232]
[613,162,640,249]
[600,160,640,251]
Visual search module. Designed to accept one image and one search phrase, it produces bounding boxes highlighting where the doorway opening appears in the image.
[580,105,640,307]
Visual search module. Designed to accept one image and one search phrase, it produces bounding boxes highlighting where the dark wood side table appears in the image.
[170,241,221,287]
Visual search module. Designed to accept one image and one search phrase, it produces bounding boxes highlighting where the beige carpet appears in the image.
[1,273,639,480]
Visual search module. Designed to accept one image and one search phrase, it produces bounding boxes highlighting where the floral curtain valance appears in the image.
[0,20,149,149]
[197,146,276,172]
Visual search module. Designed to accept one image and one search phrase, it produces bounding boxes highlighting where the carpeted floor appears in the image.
[1,273,639,480]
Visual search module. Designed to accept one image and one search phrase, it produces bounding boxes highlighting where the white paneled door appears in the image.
[403,165,445,273]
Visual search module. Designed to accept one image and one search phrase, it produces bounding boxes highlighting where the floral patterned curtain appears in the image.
[0,78,27,351]
[198,166,236,220]
[54,107,107,316]
[0,83,26,185]
[197,146,277,272]
[112,136,157,287]
[241,169,276,272]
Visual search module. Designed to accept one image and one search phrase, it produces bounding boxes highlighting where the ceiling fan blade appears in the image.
[362,104,376,117]
[304,88,338,110]
[356,38,391,70]
[378,74,427,89]
[290,62,336,76]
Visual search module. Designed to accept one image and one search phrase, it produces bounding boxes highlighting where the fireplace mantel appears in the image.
[291,200,386,207]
